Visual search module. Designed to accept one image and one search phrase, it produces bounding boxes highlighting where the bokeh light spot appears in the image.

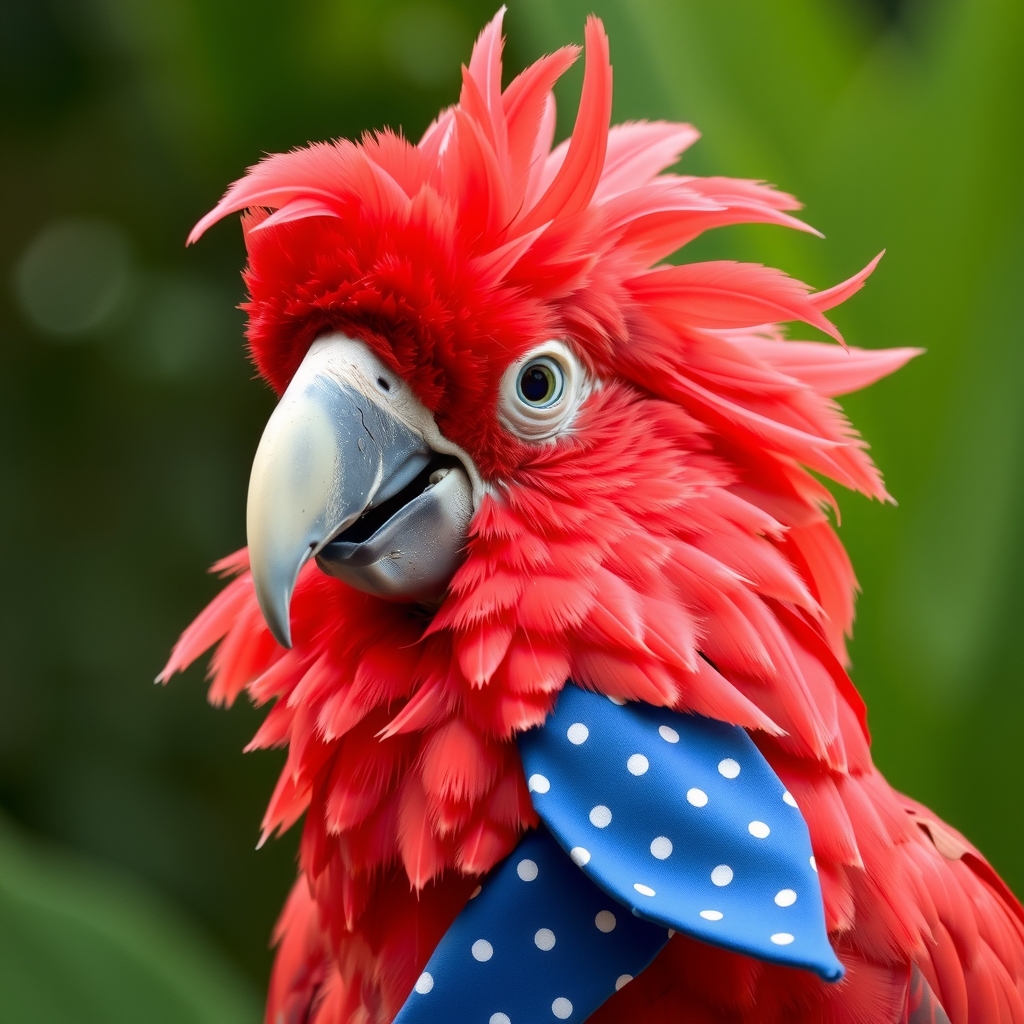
[14,218,134,339]
[383,3,468,87]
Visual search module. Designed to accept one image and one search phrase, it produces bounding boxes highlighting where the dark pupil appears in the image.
[521,365,553,403]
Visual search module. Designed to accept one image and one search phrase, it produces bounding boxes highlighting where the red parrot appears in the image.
[162,11,1024,1024]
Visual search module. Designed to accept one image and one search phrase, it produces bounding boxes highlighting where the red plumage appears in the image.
[163,11,1024,1023]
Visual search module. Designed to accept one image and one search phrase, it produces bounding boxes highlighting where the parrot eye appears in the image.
[500,341,588,441]
[516,357,564,408]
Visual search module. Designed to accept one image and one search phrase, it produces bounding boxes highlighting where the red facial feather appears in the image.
[165,9,1024,1024]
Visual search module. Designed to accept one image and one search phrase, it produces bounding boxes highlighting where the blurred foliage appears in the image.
[0,0,1021,1017]
[0,814,258,1024]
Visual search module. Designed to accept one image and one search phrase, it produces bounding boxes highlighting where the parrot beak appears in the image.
[246,334,478,648]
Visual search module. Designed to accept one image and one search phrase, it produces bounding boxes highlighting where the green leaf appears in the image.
[0,816,260,1024]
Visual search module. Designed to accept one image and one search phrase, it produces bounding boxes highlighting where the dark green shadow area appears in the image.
[0,815,259,1024]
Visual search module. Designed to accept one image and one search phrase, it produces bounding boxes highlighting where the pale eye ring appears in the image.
[516,357,565,408]
[499,341,589,441]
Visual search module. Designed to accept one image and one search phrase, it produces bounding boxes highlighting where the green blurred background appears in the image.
[0,0,1021,1018]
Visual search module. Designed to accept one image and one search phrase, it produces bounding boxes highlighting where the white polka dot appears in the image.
[595,910,617,933]
[608,695,626,706]
[633,882,656,897]
[771,932,795,946]
[567,723,589,745]
[414,972,433,994]
[658,725,679,743]
[748,820,770,839]
[711,864,733,887]
[552,996,573,1019]
[570,846,591,866]
[783,790,798,808]
[650,836,673,860]
[534,928,556,951]
[517,859,538,882]
[490,1015,511,1024]
[718,758,740,779]
[699,910,724,921]
[627,753,649,776]
[470,885,482,899]
[589,804,612,828]
[775,889,797,907]
[809,855,817,872]
[615,974,633,990]
[527,774,550,794]
[472,939,493,962]
[686,787,708,807]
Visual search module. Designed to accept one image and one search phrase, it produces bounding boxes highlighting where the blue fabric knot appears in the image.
[394,684,842,1024]
[519,685,841,981]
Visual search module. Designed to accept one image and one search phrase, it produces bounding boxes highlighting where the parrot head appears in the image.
[170,8,919,902]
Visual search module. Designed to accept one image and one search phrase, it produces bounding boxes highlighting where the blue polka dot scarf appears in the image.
[394,684,842,1024]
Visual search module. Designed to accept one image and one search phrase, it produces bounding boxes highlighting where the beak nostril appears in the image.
[377,377,391,392]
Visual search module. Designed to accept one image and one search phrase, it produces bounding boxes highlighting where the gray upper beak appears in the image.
[246,335,476,647]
